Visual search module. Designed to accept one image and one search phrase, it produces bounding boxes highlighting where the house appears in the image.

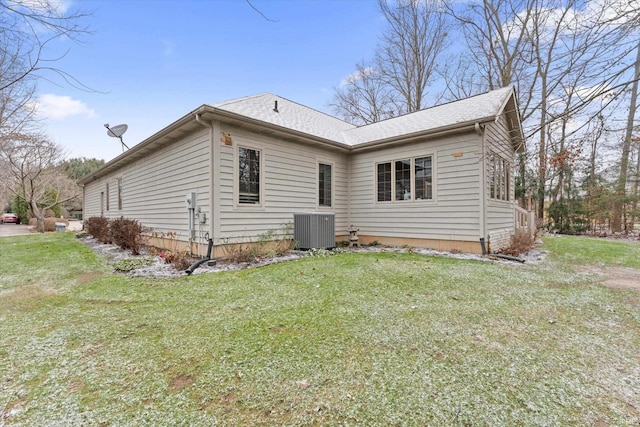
[79,86,529,257]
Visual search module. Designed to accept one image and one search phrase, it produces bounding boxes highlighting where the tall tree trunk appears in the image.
[537,85,547,221]
[631,146,640,230]
[612,41,640,232]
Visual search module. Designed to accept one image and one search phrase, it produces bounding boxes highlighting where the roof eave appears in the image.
[78,107,203,185]
[78,105,352,185]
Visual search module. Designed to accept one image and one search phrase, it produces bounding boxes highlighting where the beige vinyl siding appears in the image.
[215,125,349,244]
[83,128,211,242]
[83,178,105,218]
[485,114,517,251]
[349,132,482,242]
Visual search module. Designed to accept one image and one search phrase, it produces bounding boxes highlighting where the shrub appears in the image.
[109,217,146,255]
[498,228,538,256]
[85,216,110,243]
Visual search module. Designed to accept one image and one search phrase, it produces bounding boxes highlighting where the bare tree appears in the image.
[448,0,639,222]
[331,62,400,125]
[612,41,640,232]
[0,0,90,93]
[332,0,449,124]
[376,0,450,114]
[1,133,79,232]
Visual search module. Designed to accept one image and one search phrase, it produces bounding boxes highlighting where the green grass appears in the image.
[543,234,640,268]
[0,234,639,426]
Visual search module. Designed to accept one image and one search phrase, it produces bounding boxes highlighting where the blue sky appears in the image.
[36,0,385,161]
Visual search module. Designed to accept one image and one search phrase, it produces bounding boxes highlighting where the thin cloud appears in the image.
[34,93,96,119]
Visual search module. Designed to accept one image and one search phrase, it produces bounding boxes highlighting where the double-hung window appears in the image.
[376,155,433,202]
[238,146,261,205]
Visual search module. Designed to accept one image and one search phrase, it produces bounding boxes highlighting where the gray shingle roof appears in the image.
[211,94,356,143]
[343,86,515,145]
[211,86,516,147]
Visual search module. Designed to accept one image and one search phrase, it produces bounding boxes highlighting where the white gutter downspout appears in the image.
[476,122,487,254]
[195,113,214,257]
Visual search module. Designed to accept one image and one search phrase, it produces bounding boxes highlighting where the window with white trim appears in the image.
[377,162,392,202]
[376,155,433,202]
[414,156,433,200]
[318,163,332,207]
[395,160,411,200]
[238,146,261,204]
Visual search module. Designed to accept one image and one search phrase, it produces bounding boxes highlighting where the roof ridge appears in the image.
[354,86,514,130]
[269,94,355,128]
[211,93,274,108]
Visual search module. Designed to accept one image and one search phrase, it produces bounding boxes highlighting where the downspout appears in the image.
[81,185,86,226]
[347,152,351,238]
[477,122,487,254]
[195,113,214,257]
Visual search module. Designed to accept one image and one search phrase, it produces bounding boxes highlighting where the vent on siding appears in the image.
[293,213,335,250]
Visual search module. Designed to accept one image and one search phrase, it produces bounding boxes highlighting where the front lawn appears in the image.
[0,233,638,425]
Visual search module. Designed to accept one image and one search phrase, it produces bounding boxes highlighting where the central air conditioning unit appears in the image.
[293,213,335,250]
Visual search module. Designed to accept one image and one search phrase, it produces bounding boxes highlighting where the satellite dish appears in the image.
[104,123,130,152]
[106,124,128,138]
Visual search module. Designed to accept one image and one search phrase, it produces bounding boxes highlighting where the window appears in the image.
[238,147,260,204]
[377,162,392,201]
[415,156,432,200]
[395,160,411,201]
[105,183,110,211]
[377,156,433,202]
[318,163,332,207]
[489,152,510,201]
[117,178,123,210]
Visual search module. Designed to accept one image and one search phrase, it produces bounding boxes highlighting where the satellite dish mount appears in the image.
[104,123,129,152]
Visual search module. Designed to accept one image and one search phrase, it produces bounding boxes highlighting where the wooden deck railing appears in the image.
[515,205,536,236]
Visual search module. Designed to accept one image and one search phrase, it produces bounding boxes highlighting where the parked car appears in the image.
[0,213,20,224]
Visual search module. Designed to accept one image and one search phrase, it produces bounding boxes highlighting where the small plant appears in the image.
[113,258,154,272]
[368,240,381,246]
[221,223,294,263]
[160,251,191,271]
[221,239,256,263]
[151,231,191,270]
[307,247,346,257]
